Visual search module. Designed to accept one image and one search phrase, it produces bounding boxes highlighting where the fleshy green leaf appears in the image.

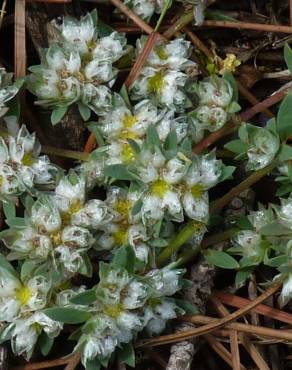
[146,125,160,147]
[118,342,135,367]
[2,202,16,220]
[39,332,54,356]
[78,102,91,121]
[260,222,292,236]
[70,289,97,305]
[0,252,18,278]
[235,267,253,288]
[219,165,235,182]
[223,72,238,102]
[112,244,136,273]
[131,198,143,216]
[51,106,68,125]
[119,84,132,109]
[205,249,239,269]
[278,144,292,162]
[43,308,91,324]
[224,140,247,154]
[104,164,136,181]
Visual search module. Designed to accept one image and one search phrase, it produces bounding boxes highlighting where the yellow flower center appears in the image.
[113,229,128,246]
[121,144,135,164]
[115,199,131,218]
[0,175,3,186]
[191,184,205,198]
[50,230,63,247]
[155,46,169,60]
[15,286,32,305]
[61,200,82,226]
[21,151,35,166]
[104,303,123,319]
[122,114,137,129]
[150,179,170,198]
[147,70,165,94]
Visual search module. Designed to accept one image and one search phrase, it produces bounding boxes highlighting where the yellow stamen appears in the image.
[104,303,123,318]
[150,179,170,198]
[15,286,32,305]
[122,114,137,129]
[113,229,128,246]
[121,144,135,163]
[21,151,35,166]
[191,184,205,198]
[147,70,165,95]
[155,46,168,60]
[50,230,62,247]
[115,199,131,218]
[61,200,82,226]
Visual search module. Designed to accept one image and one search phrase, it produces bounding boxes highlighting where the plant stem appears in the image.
[156,221,205,266]
[42,145,89,161]
[177,228,239,266]
[163,12,194,38]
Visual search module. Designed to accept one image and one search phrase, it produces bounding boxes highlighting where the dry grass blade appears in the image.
[215,291,292,325]
[211,296,270,370]
[202,20,292,33]
[183,315,292,342]
[11,356,71,370]
[125,32,160,88]
[204,334,246,370]
[211,297,241,370]
[15,0,26,77]
[0,0,7,29]
[138,283,281,347]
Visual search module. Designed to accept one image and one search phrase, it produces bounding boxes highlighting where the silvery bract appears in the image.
[123,0,168,20]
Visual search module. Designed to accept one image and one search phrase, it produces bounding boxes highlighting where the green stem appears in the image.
[177,228,239,266]
[42,146,89,162]
[157,162,277,266]
[163,11,194,38]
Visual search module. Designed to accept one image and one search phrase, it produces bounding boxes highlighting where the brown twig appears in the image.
[138,282,281,347]
[14,0,26,77]
[211,297,241,370]
[215,291,292,325]
[204,334,246,370]
[183,315,292,342]
[0,0,7,29]
[202,20,292,33]
[64,352,81,370]
[11,356,70,370]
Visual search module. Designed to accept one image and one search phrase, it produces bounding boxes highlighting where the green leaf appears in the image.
[5,217,26,228]
[118,342,135,367]
[38,332,54,356]
[175,299,198,314]
[235,267,253,288]
[119,84,132,109]
[260,222,292,236]
[205,249,239,269]
[223,72,238,102]
[206,9,237,22]
[87,122,105,147]
[86,359,101,370]
[278,144,292,162]
[155,0,172,31]
[146,125,160,147]
[276,94,292,140]
[265,255,287,267]
[219,165,235,182]
[51,106,68,125]
[43,308,91,324]
[236,216,253,230]
[164,131,177,153]
[127,139,141,154]
[276,183,292,196]
[131,198,143,216]
[284,43,292,74]
[2,202,16,220]
[78,102,91,121]
[21,260,38,280]
[227,101,241,114]
[112,244,136,273]
[70,289,97,305]
[0,253,18,278]
[104,164,135,181]
[224,140,247,154]
[79,253,93,278]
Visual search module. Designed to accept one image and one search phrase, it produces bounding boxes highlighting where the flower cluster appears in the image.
[0,124,58,202]
[71,263,184,367]
[189,76,239,141]
[130,38,197,111]
[123,0,167,20]
[28,11,129,123]
[2,173,112,276]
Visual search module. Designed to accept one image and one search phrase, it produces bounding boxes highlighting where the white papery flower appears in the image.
[0,125,57,201]
[235,230,262,258]
[0,270,50,322]
[146,267,183,297]
[9,312,62,360]
[277,196,292,228]
[82,84,113,115]
[144,299,178,335]
[93,32,127,62]
[124,0,168,20]
[196,76,233,108]
[131,67,188,110]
